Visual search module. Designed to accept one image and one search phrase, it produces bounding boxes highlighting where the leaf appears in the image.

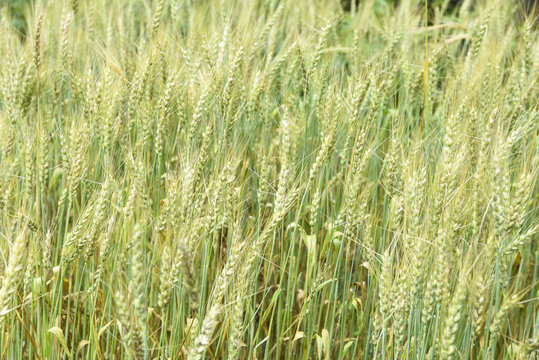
[303,234,317,253]
[314,278,336,292]
[48,327,72,360]
[98,320,114,339]
[77,340,90,352]
[321,329,330,360]
[331,232,343,247]
[260,288,282,325]
[343,341,355,356]
[315,334,323,359]
[303,234,317,280]
[292,331,304,345]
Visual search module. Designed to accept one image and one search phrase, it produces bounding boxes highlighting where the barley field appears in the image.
[0,0,537,359]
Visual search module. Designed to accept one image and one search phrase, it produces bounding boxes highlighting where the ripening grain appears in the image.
[0,0,537,359]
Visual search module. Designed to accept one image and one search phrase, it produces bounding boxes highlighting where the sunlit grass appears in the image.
[0,0,537,359]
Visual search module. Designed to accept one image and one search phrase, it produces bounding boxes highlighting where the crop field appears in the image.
[0,0,537,359]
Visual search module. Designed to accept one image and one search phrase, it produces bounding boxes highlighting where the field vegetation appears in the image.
[0,0,537,359]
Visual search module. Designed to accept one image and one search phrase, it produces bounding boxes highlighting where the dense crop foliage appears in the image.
[0,0,537,359]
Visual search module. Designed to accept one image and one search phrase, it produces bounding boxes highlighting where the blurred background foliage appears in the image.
[3,0,536,39]
[342,0,463,13]
[5,0,33,37]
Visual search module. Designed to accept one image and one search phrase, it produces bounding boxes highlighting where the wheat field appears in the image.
[0,0,537,359]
